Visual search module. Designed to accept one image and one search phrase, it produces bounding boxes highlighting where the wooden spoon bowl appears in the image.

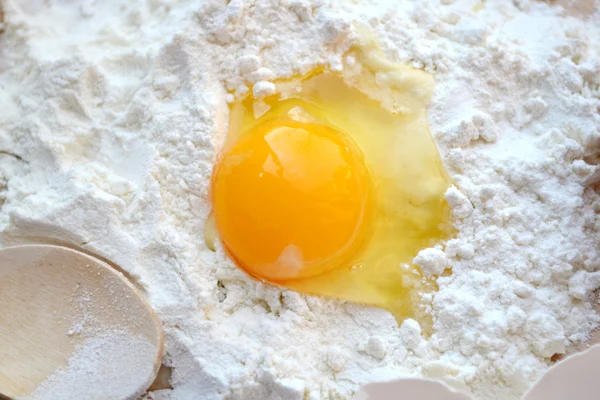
[0,245,163,399]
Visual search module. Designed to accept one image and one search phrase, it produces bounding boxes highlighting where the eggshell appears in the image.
[523,345,600,400]
[355,378,471,400]
[356,345,600,400]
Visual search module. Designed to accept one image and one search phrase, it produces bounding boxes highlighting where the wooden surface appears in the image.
[0,245,163,399]
[550,0,596,16]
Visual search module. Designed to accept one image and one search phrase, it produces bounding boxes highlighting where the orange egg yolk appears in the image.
[212,118,372,282]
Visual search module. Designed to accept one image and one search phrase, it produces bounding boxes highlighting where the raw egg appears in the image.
[208,32,453,323]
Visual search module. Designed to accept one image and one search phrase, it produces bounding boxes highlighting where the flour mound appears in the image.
[0,1,599,400]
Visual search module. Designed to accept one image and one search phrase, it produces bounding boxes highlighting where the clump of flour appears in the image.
[0,1,599,400]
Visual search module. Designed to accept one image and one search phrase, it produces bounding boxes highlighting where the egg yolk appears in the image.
[212,118,372,281]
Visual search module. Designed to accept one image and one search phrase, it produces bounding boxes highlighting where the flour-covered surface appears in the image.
[0,1,599,400]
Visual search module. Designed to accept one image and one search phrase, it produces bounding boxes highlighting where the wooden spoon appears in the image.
[0,245,164,400]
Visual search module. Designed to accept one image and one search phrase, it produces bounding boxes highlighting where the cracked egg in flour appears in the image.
[207,32,453,324]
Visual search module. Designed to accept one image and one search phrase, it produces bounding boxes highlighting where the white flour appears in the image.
[0,1,599,400]
[26,331,156,400]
